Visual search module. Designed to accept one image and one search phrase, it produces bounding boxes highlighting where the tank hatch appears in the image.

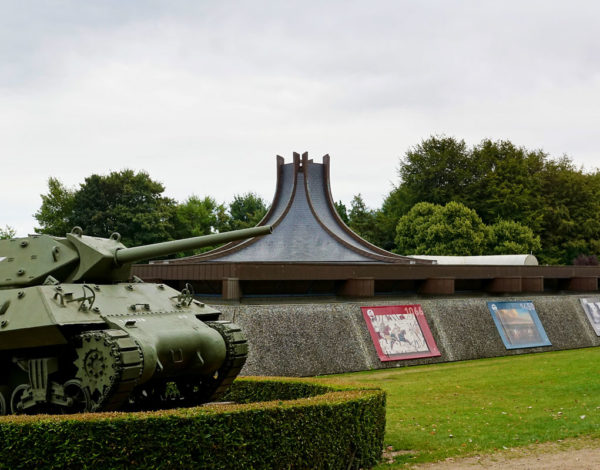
[0,236,78,287]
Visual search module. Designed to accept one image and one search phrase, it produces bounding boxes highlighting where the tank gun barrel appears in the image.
[114,225,273,265]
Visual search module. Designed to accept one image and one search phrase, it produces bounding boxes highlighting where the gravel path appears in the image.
[408,439,600,469]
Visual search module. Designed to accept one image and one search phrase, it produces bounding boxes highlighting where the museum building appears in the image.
[133,153,600,299]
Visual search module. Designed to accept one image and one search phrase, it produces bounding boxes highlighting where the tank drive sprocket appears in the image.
[178,320,248,404]
[73,330,143,411]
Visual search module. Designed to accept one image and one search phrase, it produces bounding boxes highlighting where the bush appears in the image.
[0,377,386,469]
[573,254,599,266]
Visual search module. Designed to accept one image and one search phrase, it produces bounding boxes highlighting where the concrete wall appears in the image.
[214,294,600,377]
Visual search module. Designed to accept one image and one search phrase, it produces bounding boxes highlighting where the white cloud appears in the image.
[1,1,599,236]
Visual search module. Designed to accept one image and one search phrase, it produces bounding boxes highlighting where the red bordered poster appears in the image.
[361,305,441,361]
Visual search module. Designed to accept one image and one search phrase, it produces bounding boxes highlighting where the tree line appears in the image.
[336,136,600,265]
[29,169,267,255]
[3,136,598,264]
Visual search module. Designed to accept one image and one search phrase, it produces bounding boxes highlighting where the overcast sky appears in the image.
[1,1,599,236]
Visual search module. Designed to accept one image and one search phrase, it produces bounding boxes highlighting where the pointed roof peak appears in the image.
[168,154,432,264]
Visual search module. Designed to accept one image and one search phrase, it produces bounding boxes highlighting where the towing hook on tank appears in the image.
[71,226,83,237]
[170,283,195,307]
[52,246,60,261]
[53,292,66,306]
[54,285,96,311]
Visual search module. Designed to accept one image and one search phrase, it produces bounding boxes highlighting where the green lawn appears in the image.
[326,348,600,467]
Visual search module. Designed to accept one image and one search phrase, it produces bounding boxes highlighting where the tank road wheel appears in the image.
[0,386,8,415]
[63,379,92,413]
[73,330,143,411]
[178,320,248,404]
[10,384,30,414]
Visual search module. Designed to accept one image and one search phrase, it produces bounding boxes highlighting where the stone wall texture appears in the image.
[213,294,600,376]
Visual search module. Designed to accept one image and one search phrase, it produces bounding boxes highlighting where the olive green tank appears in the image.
[0,225,272,414]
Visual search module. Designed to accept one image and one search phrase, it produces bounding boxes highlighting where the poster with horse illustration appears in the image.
[361,304,440,361]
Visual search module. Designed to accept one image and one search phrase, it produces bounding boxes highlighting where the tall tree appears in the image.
[395,201,490,256]
[395,201,544,257]
[397,136,547,227]
[371,186,415,251]
[0,226,16,240]
[334,201,349,225]
[537,158,600,264]
[394,135,600,264]
[35,170,178,246]
[398,136,472,208]
[172,195,229,256]
[34,177,76,236]
[69,170,177,246]
[467,139,546,229]
[348,194,379,243]
[487,220,541,255]
[174,195,228,238]
[226,192,268,230]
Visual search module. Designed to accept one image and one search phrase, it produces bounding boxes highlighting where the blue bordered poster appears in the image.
[487,301,551,349]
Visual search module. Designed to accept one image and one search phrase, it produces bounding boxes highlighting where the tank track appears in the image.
[178,320,248,405]
[73,329,143,411]
[204,320,248,402]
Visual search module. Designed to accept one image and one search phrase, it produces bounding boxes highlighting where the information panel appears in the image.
[487,301,551,349]
[360,304,440,362]
[580,298,600,336]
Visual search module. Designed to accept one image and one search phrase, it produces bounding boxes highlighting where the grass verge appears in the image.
[326,347,600,468]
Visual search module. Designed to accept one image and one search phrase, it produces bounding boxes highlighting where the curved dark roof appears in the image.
[167,153,429,264]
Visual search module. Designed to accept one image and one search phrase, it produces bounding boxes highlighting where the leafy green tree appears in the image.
[34,177,76,235]
[334,201,349,225]
[467,139,546,229]
[226,193,268,230]
[488,220,541,255]
[0,226,16,239]
[537,158,600,264]
[398,136,472,208]
[172,196,229,256]
[395,201,544,257]
[69,170,177,246]
[394,135,600,264]
[348,194,380,243]
[370,186,415,251]
[397,136,547,228]
[394,201,490,256]
[174,196,228,238]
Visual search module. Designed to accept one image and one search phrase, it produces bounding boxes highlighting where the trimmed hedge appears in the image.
[0,377,386,469]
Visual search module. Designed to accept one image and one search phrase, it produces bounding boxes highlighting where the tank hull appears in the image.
[0,226,270,414]
[0,282,246,414]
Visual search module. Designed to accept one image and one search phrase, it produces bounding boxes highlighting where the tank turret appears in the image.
[0,226,271,415]
[0,225,273,287]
